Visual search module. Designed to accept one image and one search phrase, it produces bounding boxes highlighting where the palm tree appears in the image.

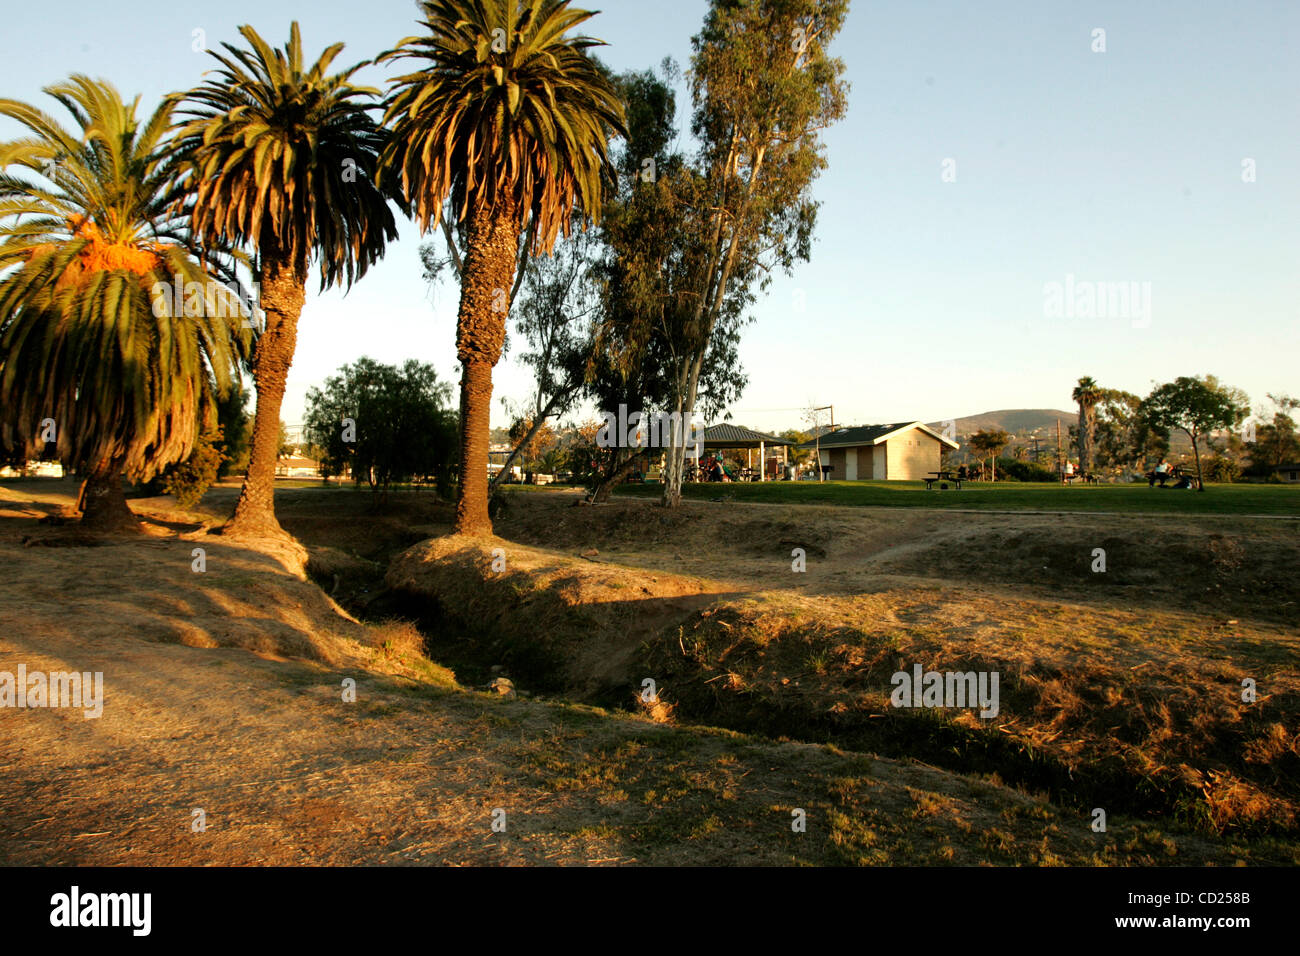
[1073,375,1104,475]
[172,23,398,538]
[0,76,248,531]
[380,0,625,535]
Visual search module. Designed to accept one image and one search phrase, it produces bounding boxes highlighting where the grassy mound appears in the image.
[385,527,1300,838]
[635,591,1300,835]
[384,534,719,696]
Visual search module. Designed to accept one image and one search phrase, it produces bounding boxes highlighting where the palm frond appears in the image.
[0,77,250,479]
[380,0,627,251]
[172,22,398,289]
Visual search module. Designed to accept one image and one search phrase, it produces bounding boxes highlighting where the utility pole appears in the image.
[812,404,834,481]
[1055,419,1063,481]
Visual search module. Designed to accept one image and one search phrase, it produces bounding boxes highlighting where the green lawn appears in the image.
[613,478,1300,516]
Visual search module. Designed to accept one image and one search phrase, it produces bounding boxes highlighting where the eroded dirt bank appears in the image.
[379,492,1300,839]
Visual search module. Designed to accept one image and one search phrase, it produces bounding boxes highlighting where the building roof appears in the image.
[699,424,793,448]
[798,421,960,450]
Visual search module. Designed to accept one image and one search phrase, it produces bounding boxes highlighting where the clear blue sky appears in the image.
[3,0,1296,432]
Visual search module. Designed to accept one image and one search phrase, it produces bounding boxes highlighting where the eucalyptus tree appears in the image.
[659,0,850,507]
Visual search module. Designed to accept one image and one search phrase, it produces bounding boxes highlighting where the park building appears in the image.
[798,422,960,481]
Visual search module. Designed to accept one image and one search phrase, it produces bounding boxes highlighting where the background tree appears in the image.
[1092,388,1146,471]
[160,420,227,510]
[1245,393,1300,477]
[659,0,850,507]
[509,417,559,472]
[1141,375,1249,490]
[488,217,601,491]
[583,64,748,502]
[779,428,812,473]
[566,418,613,490]
[968,429,1010,481]
[1072,375,1103,474]
[277,421,296,458]
[0,76,248,530]
[381,0,626,535]
[304,357,457,500]
[174,22,398,538]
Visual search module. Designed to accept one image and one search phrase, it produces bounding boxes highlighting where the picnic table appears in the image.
[1145,466,1199,489]
[924,471,963,490]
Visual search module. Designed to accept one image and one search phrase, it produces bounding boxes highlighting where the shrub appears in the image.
[995,459,1057,482]
[161,427,226,509]
[1205,456,1242,483]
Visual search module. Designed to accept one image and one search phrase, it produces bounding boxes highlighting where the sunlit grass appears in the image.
[614,479,1300,515]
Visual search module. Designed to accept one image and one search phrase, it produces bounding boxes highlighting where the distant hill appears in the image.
[926,409,1076,438]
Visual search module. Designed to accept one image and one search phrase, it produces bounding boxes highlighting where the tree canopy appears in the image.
[304,357,458,498]
[0,75,249,527]
[1141,375,1249,490]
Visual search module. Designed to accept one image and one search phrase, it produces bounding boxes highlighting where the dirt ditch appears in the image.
[293,490,1299,838]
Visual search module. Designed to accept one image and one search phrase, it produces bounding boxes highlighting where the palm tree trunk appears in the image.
[457,357,494,532]
[78,460,140,533]
[1076,405,1086,473]
[225,250,305,538]
[1078,404,1096,474]
[454,198,521,536]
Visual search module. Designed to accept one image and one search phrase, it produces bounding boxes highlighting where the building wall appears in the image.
[814,432,948,480]
[828,447,846,479]
[856,446,876,479]
[885,429,943,480]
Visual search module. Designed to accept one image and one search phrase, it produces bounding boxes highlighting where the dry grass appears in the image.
[637,590,1300,835]
[7,524,1257,866]
[383,490,1300,841]
[3,478,1296,865]
[494,492,1300,626]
